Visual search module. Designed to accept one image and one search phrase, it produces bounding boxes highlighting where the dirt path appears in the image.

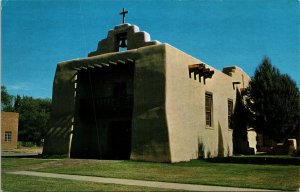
[2,147,43,155]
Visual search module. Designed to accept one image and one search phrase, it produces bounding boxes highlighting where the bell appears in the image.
[119,39,127,48]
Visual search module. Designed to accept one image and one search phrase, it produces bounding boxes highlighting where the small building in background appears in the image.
[247,128,257,154]
[1,112,19,150]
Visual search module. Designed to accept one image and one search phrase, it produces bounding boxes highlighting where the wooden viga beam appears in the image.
[117,60,126,65]
[74,67,81,71]
[203,69,214,79]
[126,58,134,63]
[203,68,215,84]
[188,63,205,80]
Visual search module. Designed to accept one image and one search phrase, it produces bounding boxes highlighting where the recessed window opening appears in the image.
[205,93,213,127]
[228,99,233,129]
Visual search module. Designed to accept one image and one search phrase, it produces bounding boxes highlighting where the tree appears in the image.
[1,86,14,111]
[1,86,52,145]
[247,57,300,143]
[232,90,250,154]
[17,96,52,145]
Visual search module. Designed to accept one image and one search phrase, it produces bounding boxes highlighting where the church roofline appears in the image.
[88,23,161,57]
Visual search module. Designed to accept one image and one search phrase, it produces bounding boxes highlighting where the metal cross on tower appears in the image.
[120,8,128,24]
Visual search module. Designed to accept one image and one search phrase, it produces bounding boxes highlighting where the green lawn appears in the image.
[2,173,177,191]
[1,158,177,191]
[2,158,300,191]
[1,158,51,172]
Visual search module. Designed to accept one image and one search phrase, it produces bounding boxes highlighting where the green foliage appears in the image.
[232,90,251,154]
[247,57,300,142]
[17,96,52,145]
[1,86,52,146]
[1,86,14,111]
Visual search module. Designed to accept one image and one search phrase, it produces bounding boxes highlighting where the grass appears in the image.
[1,158,178,191]
[2,158,299,191]
[38,159,300,191]
[2,173,177,191]
[2,157,300,190]
[1,158,52,172]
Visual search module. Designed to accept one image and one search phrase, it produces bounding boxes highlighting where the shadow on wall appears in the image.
[198,141,204,158]
[46,115,73,139]
[232,89,251,154]
[198,123,228,158]
[43,114,73,155]
[197,143,213,159]
[218,122,224,157]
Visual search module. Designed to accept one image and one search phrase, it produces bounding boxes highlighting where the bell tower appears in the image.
[88,9,160,57]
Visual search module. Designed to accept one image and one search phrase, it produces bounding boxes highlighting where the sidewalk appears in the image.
[9,171,275,191]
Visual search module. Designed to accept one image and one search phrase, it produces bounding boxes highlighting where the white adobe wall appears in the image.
[164,44,200,162]
[247,130,257,154]
[165,44,249,162]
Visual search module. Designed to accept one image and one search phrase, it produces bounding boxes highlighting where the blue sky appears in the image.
[2,0,299,99]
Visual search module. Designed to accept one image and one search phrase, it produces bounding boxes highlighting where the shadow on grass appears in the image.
[5,152,299,166]
[204,155,300,165]
[2,154,68,159]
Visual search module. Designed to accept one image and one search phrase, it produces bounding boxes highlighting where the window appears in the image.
[205,93,213,127]
[228,99,233,129]
[5,131,12,143]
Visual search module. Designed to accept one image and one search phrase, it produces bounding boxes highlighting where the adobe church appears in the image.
[43,10,251,162]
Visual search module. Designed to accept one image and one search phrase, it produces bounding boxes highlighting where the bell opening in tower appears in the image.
[117,32,128,52]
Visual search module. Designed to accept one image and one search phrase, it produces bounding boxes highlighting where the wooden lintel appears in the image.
[88,65,95,69]
[232,81,241,89]
[74,67,81,71]
[109,61,117,65]
[80,66,87,70]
